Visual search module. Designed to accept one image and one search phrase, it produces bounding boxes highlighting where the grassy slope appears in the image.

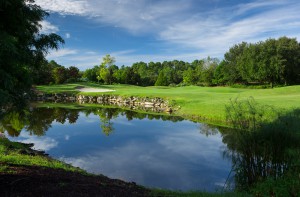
[36,83,300,124]
[0,137,83,173]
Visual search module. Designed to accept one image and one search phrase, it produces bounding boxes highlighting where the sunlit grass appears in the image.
[36,83,300,125]
[0,138,83,173]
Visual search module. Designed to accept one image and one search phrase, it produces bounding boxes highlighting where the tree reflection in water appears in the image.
[0,106,184,137]
[2,102,298,194]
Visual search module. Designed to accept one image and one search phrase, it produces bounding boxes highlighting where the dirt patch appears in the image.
[0,164,150,197]
[76,87,115,93]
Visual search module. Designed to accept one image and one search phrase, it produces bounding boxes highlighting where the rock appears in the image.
[144,102,154,106]
[165,108,173,113]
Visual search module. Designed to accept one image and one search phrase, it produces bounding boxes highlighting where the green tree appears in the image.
[67,66,80,82]
[223,42,247,84]
[97,54,116,84]
[276,37,300,85]
[32,59,56,85]
[155,70,168,86]
[183,67,196,85]
[0,0,64,106]
[52,66,67,84]
[200,57,219,86]
[83,66,99,82]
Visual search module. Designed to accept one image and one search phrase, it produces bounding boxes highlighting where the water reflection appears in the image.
[0,107,186,137]
[0,106,230,191]
[1,105,299,193]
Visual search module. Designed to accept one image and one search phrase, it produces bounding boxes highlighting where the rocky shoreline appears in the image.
[34,93,173,113]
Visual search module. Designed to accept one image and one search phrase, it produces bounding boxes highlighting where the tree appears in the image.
[155,70,168,86]
[122,67,140,85]
[276,37,300,85]
[52,66,67,84]
[67,66,80,82]
[200,57,219,86]
[183,67,196,85]
[223,42,247,84]
[83,66,99,82]
[102,54,115,67]
[32,59,55,85]
[0,0,64,106]
[97,54,116,84]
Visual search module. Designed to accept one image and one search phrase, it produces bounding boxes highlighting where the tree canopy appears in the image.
[219,37,300,86]
[0,0,64,106]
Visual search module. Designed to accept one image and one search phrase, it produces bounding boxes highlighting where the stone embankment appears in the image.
[34,93,173,113]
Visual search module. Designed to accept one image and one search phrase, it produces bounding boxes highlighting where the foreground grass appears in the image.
[36,83,300,125]
[151,189,249,197]
[0,137,83,173]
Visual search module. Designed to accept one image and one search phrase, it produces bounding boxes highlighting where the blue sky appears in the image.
[34,0,300,70]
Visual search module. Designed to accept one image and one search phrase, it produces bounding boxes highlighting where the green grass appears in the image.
[0,138,83,173]
[151,189,250,197]
[36,83,300,125]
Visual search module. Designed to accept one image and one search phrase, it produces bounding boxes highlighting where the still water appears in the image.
[2,107,233,191]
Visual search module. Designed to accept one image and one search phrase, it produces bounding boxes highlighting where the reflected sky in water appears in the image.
[6,110,231,191]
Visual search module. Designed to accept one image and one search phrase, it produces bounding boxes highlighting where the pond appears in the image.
[2,105,299,193]
[0,106,233,192]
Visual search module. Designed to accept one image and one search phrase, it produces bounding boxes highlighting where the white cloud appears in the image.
[59,133,229,190]
[35,0,192,33]
[47,48,206,70]
[65,33,71,39]
[17,133,58,151]
[47,48,78,59]
[35,0,300,65]
[159,1,300,57]
[39,21,59,34]
[65,135,70,140]
[34,0,88,15]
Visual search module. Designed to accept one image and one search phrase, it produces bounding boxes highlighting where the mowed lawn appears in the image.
[36,83,300,123]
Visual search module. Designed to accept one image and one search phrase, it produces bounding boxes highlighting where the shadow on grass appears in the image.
[221,97,300,196]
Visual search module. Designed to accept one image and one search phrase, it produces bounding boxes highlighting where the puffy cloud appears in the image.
[39,21,59,34]
[47,48,78,59]
[34,0,300,65]
[34,0,88,15]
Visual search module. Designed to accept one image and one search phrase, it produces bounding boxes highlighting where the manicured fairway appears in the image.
[36,83,300,124]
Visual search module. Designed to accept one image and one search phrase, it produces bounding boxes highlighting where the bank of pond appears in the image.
[0,104,300,196]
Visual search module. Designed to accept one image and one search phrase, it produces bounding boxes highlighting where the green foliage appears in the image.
[83,66,100,82]
[0,0,64,106]
[222,37,300,86]
[225,97,277,131]
[183,68,197,85]
[151,189,249,197]
[67,66,80,81]
[155,70,169,86]
[36,83,300,126]
[83,58,222,87]
[224,98,300,195]
[0,138,84,173]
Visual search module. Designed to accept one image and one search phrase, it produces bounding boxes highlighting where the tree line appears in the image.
[82,55,220,86]
[33,60,81,85]
[218,37,300,87]
[82,37,300,88]
[37,36,300,88]
[1,107,184,137]
[1,0,300,108]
